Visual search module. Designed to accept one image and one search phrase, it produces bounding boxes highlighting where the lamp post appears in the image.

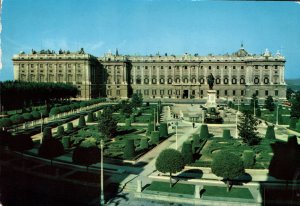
[276,100,279,126]
[153,108,156,131]
[100,139,105,205]
[40,112,43,144]
[253,99,256,117]
[175,121,178,150]
[235,111,239,139]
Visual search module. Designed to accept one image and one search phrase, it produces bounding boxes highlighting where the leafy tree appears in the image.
[291,91,300,118]
[131,93,143,109]
[38,138,64,165]
[98,107,118,139]
[265,125,276,139]
[286,88,294,100]
[265,96,275,111]
[0,118,12,131]
[289,117,298,130]
[155,149,185,187]
[125,118,131,127]
[72,137,100,171]
[120,100,133,117]
[62,136,70,149]
[22,113,34,122]
[8,134,33,153]
[50,107,60,118]
[211,151,245,191]
[256,107,261,118]
[123,139,135,160]
[250,93,258,109]
[10,114,25,125]
[181,141,193,164]
[238,111,260,146]
[269,136,300,187]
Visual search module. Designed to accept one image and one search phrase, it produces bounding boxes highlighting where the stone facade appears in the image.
[13,46,287,103]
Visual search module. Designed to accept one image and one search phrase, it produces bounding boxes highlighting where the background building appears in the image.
[13,46,286,103]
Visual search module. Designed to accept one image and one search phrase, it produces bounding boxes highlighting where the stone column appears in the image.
[165,67,167,85]
[269,66,273,84]
[228,66,232,85]
[259,66,263,85]
[281,66,285,84]
[133,66,136,84]
[188,66,191,83]
[149,66,152,85]
[196,65,199,83]
[142,66,144,85]
[180,67,183,83]
[157,66,159,85]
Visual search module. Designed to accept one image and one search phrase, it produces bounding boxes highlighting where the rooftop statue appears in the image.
[207,73,215,90]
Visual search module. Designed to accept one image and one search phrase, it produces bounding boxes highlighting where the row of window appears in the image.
[20,74,83,83]
[21,69,83,73]
[130,78,247,85]
[20,63,83,69]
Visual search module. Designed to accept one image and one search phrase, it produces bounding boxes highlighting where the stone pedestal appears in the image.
[205,90,217,108]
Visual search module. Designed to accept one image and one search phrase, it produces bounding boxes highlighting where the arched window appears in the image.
[254,77,260,84]
[216,78,221,84]
[144,78,149,84]
[224,78,228,84]
[264,77,269,84]
[160,78,165,84]
[200,78,205,84]
[240,77,245,84]
[232,77,237,84]
[168,78,172,84]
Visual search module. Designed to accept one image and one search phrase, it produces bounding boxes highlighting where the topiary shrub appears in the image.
[10,115,25,125]
[289,117,298,129]
[39,138,64,165]
[242,150,255,168]
[97,111,102,120]
[140,137,149,150]
[123,139,135,160]
[125,118,131,127]
[222,129,231,139]
[150,131,160,145]
[8,134,33,153]
[78,115,86,128]
[22,113,34,122]
[192,134,201,147]
[181,141,193,165]
[43,127,52,141]
[159,123,168,138]
[67,122,74,132]
[72,145,100,171]
[265,125,276,139]
[87,112,95,123]
[200,124,209,139]
[57,126,65,136]
[62,136,70,149]
[147,123,155,136]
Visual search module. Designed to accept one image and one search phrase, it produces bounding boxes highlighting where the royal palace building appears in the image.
[13,46,286,103]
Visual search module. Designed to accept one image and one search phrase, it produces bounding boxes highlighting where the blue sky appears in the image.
[1,0,300,80]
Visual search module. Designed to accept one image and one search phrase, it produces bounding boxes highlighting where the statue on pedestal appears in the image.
[207,73,215,90]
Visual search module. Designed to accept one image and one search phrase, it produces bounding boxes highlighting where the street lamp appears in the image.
[40,112,43,144]
[100,139,105,205]
[175,121,178,150]
[276,99,279,126]
[235,111,239,139]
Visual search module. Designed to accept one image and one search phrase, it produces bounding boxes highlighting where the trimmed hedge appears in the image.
[147,123,155,135]
[62,136,70,149]
[296,123,300,132]
[192,134,201,147]
[200,124,209,139]
[57,126,65,136]
[289,117,298,129]
[43,127,52,141]
[181,141,193,164]
[125,118,131,127]
[123,139,135,160]
[242,150,255,168]
[222,129,231,139]
[78,115,86,128]
[140,138,149,150]
[87,112,95,123]
[67,122,74,132]
[159,123,168,138]
[265,126,275,139]
[150,131,160,145]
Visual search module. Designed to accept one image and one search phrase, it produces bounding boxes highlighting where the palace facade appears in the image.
[13,46,287,103]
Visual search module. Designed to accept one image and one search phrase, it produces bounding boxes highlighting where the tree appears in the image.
[72,137,100,171]
[242,150,255,169]
[131,93,143,109]
[155,149,185,188]
[98,107,117,139]
[140,138,149,150]
[238,110,260,146]
[199,124,209,139]
[87,112,95,123]
[38,138,64,165]
[250,93,258,109]
[286,88,294,100]
[120,100,133,117]
[222,129,231,139]
[211,151,245,191]
[67,122,74,132]
[57,126,65,137]
[265,96,275,111]
[43,127,52,141]
[10,114,25,125]
[181,141,193,164]
[291,91,300,118]
[0,118,12,131]
[8,134,34,153]
[123,139,135,160]
[265,125,276,139]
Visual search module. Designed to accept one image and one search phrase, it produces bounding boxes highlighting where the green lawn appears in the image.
[145,181,195,195]
[194,138,279,169]
[203,185,253,199]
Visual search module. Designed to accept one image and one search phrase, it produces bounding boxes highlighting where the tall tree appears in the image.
[155,149,185,188]
[265,96,275,111]
[250,93,258,113]
[291,91,300,119]
[211,151,245,191]
[131,93,143,109]
[98,107,118,139]
[238,110,260,146]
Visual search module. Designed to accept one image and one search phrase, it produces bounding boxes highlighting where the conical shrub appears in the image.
[265,126,275,139]
[200,124,209,139]
[181,141,193,164]
[159,123,168,138]
[222,129,231,139]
